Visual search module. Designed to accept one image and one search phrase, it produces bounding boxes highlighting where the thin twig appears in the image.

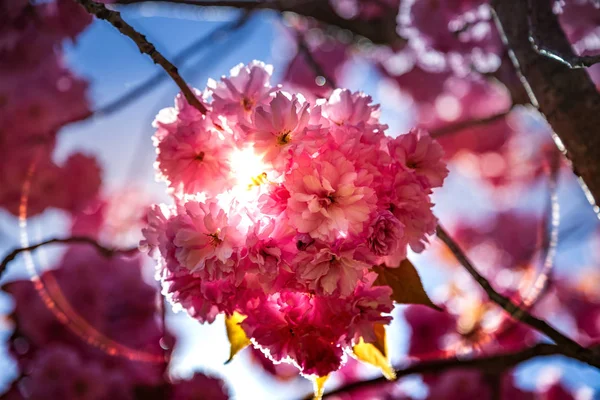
[317,343,560,399]
[430,108,513,138]
[0,237,139,280]
[95,12,252,116]
[436,224,599,368]
[527,0,600,69]
[116,0,406,47]
[294,29,337,89]
[75,0,207,114]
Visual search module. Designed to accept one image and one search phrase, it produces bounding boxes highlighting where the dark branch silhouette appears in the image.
[95,11,252,115]
[115,0,406,47]
[76,0,208,114]
[317,343,560,399]
[436,224,600,368]
[0,237,139,280]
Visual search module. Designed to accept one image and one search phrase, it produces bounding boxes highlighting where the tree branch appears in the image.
[318,343,560,399]
[75,0,208,114]
[0,237,139,281]
[527,0,600,69]
[430,108,513,138]
[435,224,599,368]
[491,0,600,214]
[95,11,252,116]
[293,29,337,89]
[115,0,406,47]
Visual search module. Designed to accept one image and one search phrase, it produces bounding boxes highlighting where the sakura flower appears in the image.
[154,118,234,196]
[258,183,291,215]
[141,62,449,382]
[209,61,276,125]
[243,220,295,289]
[285,150,377,241]
[323,89,381,127]
[242,292,346,376]
[140,203,173,259]
[389,128,449,190]
[171,200,245,280]
[367,210,406,257]
[388,170,437,252]
[346,273,394,343]
[322,89,387,145]
[170,373,229,400]
[247,92,310,169]
[295,243,370,297]
[25,345,108,400]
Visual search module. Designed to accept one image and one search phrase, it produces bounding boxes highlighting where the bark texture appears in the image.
[492,0,600,211]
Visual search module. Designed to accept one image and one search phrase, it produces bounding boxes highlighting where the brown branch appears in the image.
[436,224,599,368]
[95,12,252,116]
[527,0,600,69]
[75,0,207,114]
[0,237,139,280]
[430,108,512,138]
[115,0,406,47]
[317,343,560,399]
[491,0,600,213]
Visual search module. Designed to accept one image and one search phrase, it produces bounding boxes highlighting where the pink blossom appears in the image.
[346,273,394,343]
[285,150,377,241]
[247,92,311,169]
[242,292,346,376]
[388,170,437,252]
[171,200,245,280]
[25,345,108,400]
[209,61,276,125]
[169,373,229,400]
[53,153,102,213]
[295,243,370,297]
[142,62,449,380]
[389,128,449,190]
[322,89,387,145]
[140,203,173,259]
[243,220,295,289]
[258,183,291,216]
[154,118,234,196]
[367,210,406,257]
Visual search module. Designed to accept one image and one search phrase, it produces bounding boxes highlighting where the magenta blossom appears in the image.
[142,61,447,378]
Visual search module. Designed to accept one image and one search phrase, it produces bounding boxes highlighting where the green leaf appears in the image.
[352,324,395,380]
[373,259,442,311]
[225,312,250,364]
[312,375,329,400]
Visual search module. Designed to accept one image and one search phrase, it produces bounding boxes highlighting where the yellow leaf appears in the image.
[373,259,442,311]
[352,325,396,380]
[312,375,329,400]
[225,312,250,364]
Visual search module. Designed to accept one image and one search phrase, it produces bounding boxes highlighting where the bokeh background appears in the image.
[2,2,600,399]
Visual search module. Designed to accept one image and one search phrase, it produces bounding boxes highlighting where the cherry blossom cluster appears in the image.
[2,203,229,400]
[0,0,101,216]
[142,61,448,377]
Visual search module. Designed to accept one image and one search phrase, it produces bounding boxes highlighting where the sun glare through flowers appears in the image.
[142,60,448,379]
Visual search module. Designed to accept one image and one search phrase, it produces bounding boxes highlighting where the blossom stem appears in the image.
[74,0,208,114]
[0,237,139,280]
[318,343,560,399]
[436,224,600,368]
